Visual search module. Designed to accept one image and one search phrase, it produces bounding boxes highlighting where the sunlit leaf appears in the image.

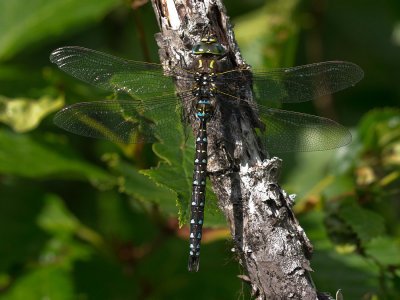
[0,95,64,132]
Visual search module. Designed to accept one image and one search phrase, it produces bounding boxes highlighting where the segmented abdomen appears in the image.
[188,119,207,272]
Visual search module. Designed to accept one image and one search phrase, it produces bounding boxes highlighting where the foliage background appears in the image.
[0,0,399,299]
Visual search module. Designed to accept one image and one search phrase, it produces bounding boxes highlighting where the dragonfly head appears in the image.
[192,37,225,56]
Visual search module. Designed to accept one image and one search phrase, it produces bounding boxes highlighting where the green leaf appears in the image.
[150,141,225,226]
[139,101,194,226]
[0,129,116,188]
[145,141,225,227]
[365,236,400,267]
[358,108,400,152]
[312,248,380,299]
[140,104,224,226]
[282,149,339,200]
[300,211,380,299]
[0,95,64,132]
[36,195,96,268]
[103,153,177,215]
[0,0,121,60]
[234,0,300,68]
[1,267,75,300]
[339,202,386,245]
[37,194,80,236]
[40,237,92,268]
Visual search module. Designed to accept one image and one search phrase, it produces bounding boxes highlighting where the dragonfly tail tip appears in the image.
[188,256,200,272]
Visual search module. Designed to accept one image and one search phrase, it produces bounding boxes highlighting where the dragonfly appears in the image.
[50,36,363,272]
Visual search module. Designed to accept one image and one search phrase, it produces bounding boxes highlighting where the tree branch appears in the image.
[150,0,327,299]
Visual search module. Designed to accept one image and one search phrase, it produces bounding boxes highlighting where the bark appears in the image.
[150,0,329,299]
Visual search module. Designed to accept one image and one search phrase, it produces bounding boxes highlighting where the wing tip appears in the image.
[345,61,364,85]
[49,46,87,64]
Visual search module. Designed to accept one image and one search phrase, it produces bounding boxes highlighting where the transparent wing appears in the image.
[53,96,185,144]
[209,92,351,153]
[51,47,357,151]
[216,61,364,105]
[249,104,352,152]
[50,46,195,99]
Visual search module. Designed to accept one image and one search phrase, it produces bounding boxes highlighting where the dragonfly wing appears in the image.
[252,106,352,152]
[50,46,194,99]
[53,96,183,144]
[216,62,363,105]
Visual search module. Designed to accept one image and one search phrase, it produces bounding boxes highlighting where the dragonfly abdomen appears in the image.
[188,120,208,272]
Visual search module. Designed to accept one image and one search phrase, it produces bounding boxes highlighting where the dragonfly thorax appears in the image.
[192,36,225,56]
[193,72,216,98]
[193,75,215,120]
[192,58,217,120]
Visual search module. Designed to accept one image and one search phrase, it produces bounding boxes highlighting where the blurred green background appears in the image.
[0,0,399,299]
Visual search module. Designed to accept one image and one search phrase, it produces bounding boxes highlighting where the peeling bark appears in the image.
[150,0,329,299]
